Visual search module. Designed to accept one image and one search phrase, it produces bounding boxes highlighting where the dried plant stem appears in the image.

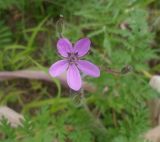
[0,70,96,92]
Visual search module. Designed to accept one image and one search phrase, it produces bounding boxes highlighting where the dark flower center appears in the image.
[67,52,79,64]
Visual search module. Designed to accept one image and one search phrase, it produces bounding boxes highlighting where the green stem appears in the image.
[22,98,70,114]
[80,88,107,133]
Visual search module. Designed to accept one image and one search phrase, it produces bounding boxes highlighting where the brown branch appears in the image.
[0,70,96,92]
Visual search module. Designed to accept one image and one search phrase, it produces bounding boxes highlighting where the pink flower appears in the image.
[49,38,100,91]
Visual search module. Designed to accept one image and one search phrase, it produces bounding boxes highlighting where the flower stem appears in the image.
[80,88,107,133]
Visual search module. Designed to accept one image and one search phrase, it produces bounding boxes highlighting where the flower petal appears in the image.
[57,38,73,57]
[49,60,68,77]
[77,60,100,77]
[67,64,82,91]
[74,38,91,57]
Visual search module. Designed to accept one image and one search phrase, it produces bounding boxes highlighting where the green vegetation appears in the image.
[0,0,159,142]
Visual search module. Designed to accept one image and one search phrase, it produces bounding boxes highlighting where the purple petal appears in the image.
[67,64,82,91]
[49,60,68,77]
[74,38,91,57]
[57,38,73,57]
[77,60,100,77]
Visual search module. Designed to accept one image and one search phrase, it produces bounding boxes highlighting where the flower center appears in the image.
[67,52,79,64]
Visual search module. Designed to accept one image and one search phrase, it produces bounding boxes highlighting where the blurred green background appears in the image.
[0,0,160,142]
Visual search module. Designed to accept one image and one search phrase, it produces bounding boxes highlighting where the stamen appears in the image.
[67,52,79,64]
